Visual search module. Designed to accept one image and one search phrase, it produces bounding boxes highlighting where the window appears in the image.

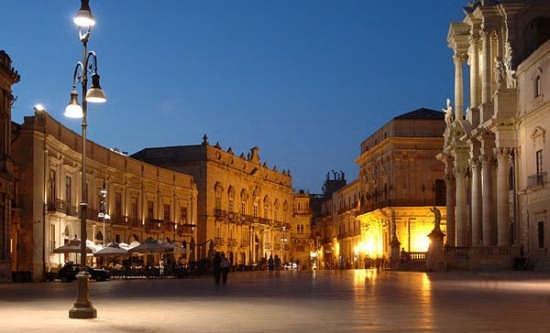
[130,198,138,218]
[538,221,544,249]
[48,170,56,203]
[65,176,72,207]
[163,204,171,221]
[147,200,154,220]
[536,150,543,176]
[180,206,188,224]
[228,187,235,212]
[535,75,541,98]
[253,200,259,217]
[114,192,122,217]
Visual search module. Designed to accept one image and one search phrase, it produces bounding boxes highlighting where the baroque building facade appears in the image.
[133,139,302,265]
[314,109,447,268]
[442,0,550,268]
[12,111,198,281]
[0,51,19,281]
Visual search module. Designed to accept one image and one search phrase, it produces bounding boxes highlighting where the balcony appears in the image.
[527,172,547,189]
[127,217,141,227]
[111,215,127,226]
[47,199,66,214]
[214,209,227,220]
[144,219,162,232]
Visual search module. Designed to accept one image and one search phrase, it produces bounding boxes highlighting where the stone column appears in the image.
[496,148,512,246]
[453,52,467,121]
[469,32,480,108]
[454,149,469,246]
[470,156,482,246]
[481,151,494,246]
[481,29,492,104]
[442,153,456,247]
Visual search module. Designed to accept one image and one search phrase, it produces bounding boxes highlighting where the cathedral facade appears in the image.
[442,0,550,268]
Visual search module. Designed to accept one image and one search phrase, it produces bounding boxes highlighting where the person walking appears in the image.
[268,255,274,271]
[221,253,230,285]
[213,252,222,285]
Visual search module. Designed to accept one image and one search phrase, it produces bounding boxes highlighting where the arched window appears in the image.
[273,199,280,222]
[282,200,288,223]
[263,195,271,220]
[214,182,223,211]
[240,189,248,215]
[228,186,235,212]
[253,198,259,217]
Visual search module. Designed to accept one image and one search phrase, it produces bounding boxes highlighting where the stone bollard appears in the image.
[390,237,401,270]
[427,228,446,272]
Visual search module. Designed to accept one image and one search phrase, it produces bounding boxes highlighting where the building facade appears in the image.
[290,190,314,268]
[0,51,19,281]
[442,0,550,268]
[12,112,197,281]
[133,139,296,265]
[315,109,447,268]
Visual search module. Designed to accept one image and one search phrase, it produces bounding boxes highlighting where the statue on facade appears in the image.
[443,98,454,128]
[430,206,441,231]
[495,57,507,89]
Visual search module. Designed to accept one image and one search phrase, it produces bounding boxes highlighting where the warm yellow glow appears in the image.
[413,235,431,252]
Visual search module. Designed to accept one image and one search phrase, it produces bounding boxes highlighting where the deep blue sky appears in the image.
[2,1,465,192]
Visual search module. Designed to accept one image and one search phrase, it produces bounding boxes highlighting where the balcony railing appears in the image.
[528,172,547,188]
[47,199,66,214]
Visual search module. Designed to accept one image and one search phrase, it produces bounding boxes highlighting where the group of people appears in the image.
[212,252,231,285]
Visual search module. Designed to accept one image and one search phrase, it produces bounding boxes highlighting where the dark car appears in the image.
[55,263,111,282]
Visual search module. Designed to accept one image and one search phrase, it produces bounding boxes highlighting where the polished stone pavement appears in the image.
[1,270,550,332]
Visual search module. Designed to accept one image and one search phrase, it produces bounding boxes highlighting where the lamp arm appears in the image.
[85,51,99,74]
[71,61,85,87]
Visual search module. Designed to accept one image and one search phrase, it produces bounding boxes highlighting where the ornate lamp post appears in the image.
[65,0,107,319]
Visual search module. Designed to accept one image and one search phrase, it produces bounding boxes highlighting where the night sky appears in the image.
[2,1,465,192]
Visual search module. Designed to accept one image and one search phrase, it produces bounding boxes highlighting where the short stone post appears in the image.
[390,236,401,269]
[427,207,446,272]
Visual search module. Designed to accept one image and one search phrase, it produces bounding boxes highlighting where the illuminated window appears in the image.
[65,176,72,207]
[114,192,122,217]
[163,204,171,221]
[180,207,188,224]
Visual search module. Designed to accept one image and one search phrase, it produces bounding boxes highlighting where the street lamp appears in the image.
[66,0,106,320]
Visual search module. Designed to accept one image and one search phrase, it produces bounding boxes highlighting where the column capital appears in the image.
[495,147,514,161]
[470,157,481,169]
[453,52,468,64]
[480,154,495,166]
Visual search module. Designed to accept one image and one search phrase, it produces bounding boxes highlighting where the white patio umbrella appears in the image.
[128,237,174,254]
[94,242,128,257]
[53,239,97,254]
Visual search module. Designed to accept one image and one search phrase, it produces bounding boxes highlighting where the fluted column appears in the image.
[481,29,492,104]
[469,32,480,108]
[470,157,482,245]
[453,52,467,121]
[496,148,512,246]
[454,150,469,246]
[481,152,494,245]
[445,174,456,246]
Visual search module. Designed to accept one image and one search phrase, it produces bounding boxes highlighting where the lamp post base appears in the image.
[69,271,97,319]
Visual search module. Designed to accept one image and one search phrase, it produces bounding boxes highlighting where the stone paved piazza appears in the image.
[1,270,550,332]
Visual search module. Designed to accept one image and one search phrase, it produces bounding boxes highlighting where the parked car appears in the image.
[55,262,111,282]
